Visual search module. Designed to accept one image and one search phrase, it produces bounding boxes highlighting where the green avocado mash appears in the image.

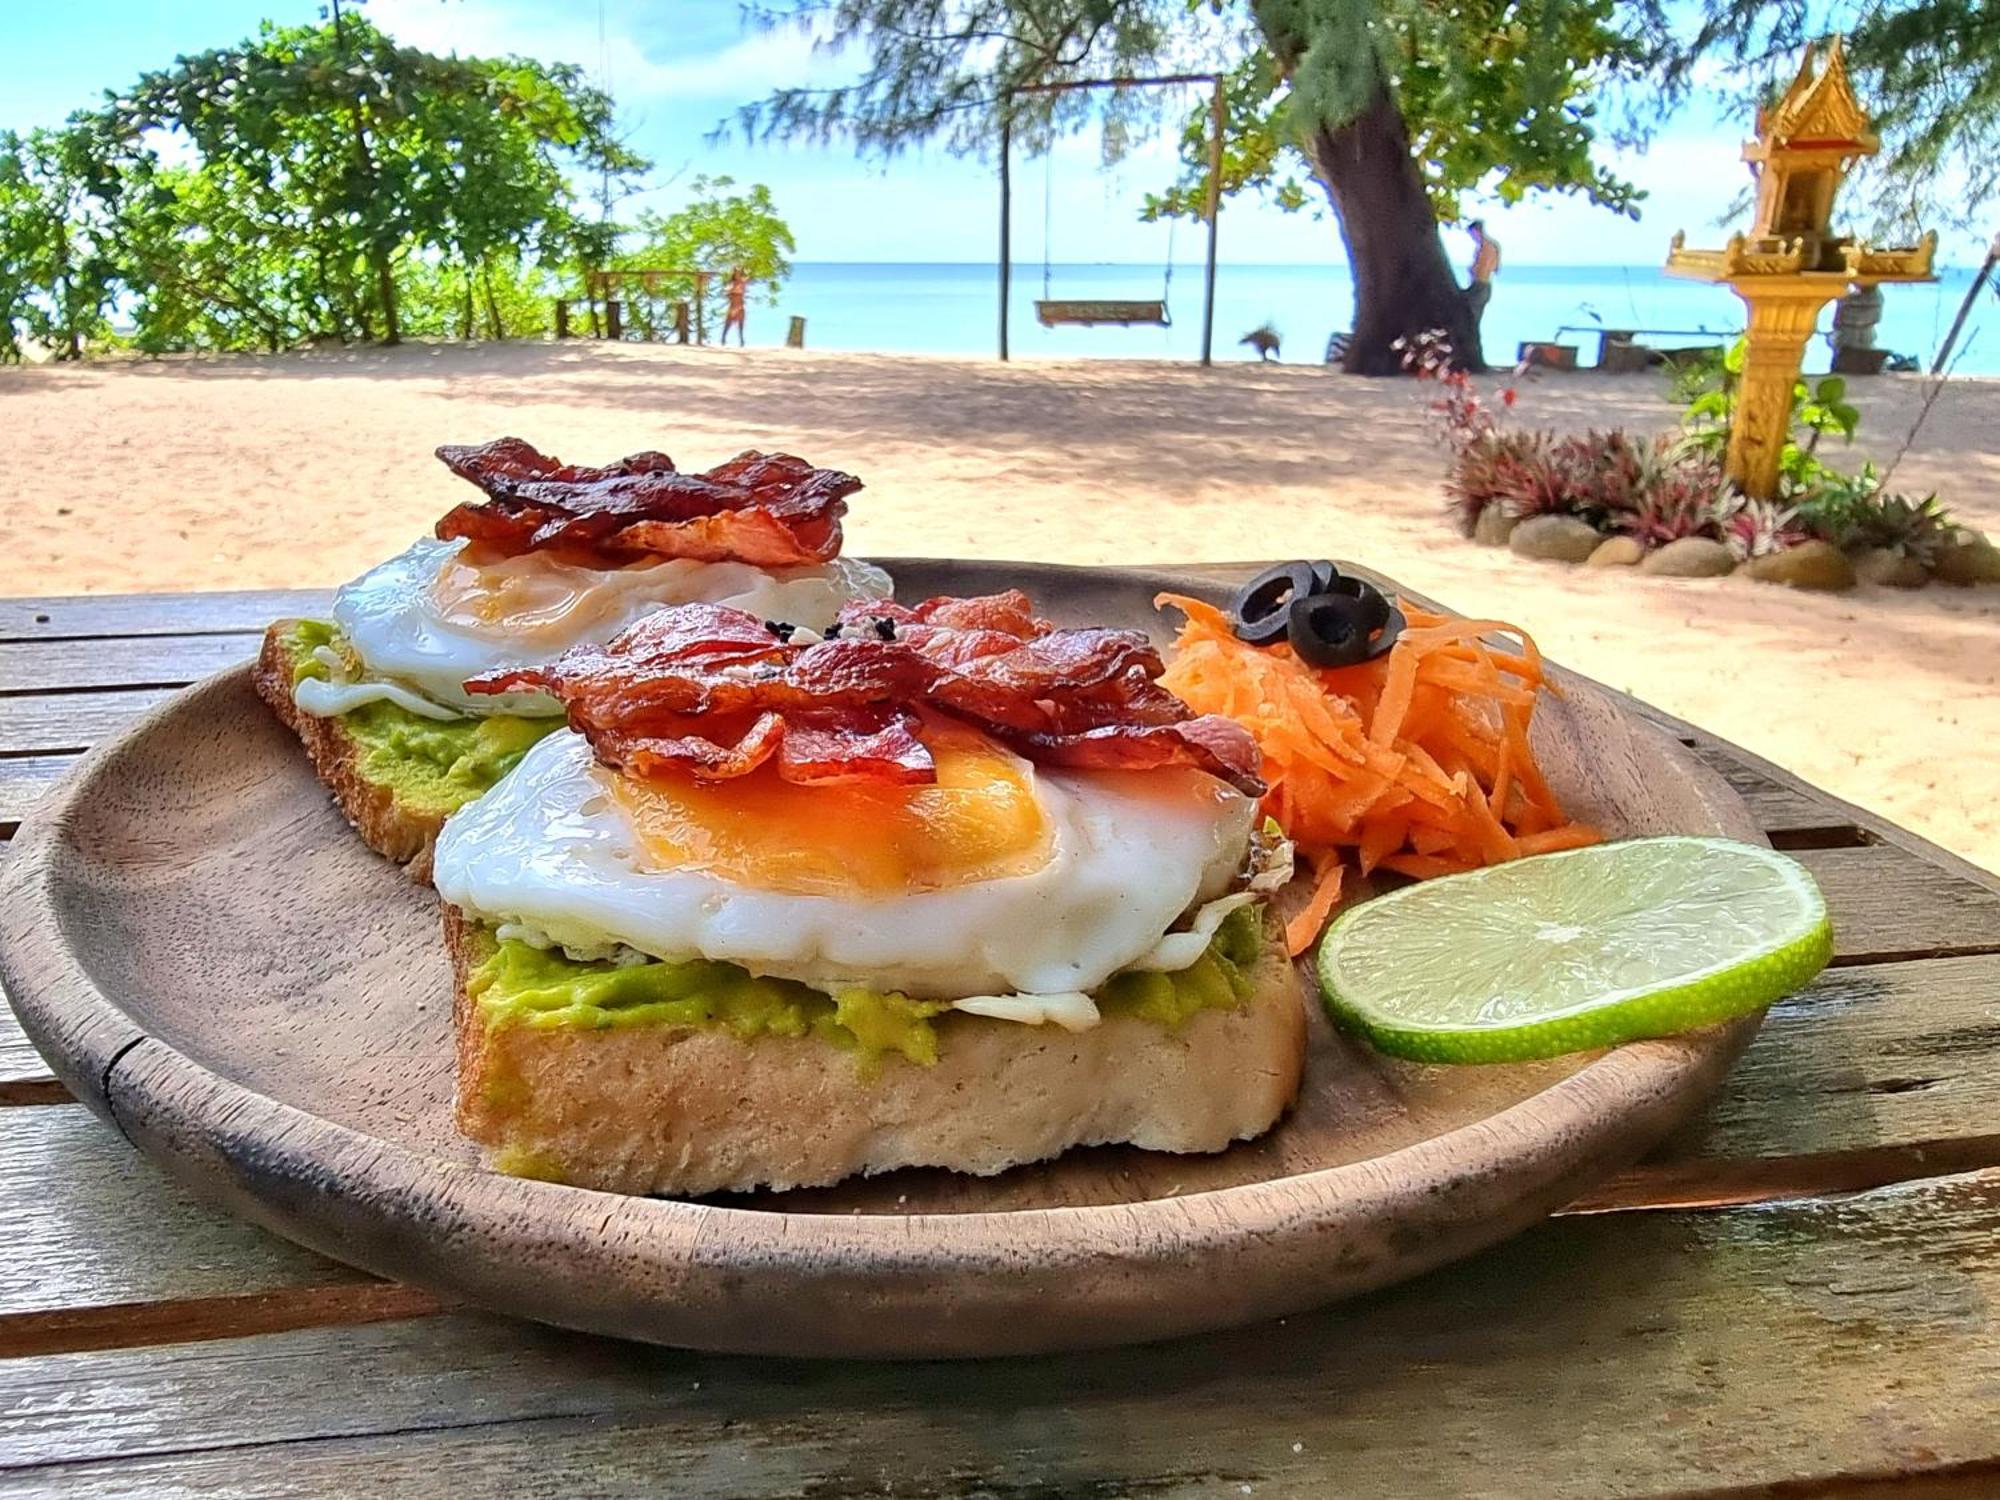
[281,620,561,816]
[464,904,1267,1071]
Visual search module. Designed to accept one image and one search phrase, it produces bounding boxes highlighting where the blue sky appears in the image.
[6,0,1986,268]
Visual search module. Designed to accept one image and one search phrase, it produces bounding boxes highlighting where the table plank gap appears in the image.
[0,1106,386,1340]
[0,687,180,755]
[0,591,330,642]
[0,635,260,695]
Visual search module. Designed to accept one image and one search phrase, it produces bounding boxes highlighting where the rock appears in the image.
[1508,514,1600,563]
[1851,546,1929,589]
[1740,540,1855,591]
[1934,536,2000,586]
[1638,537,1736,577]
[1741,539,1857,591]
[1472,505,1518,546]
[1586,535,1644,568]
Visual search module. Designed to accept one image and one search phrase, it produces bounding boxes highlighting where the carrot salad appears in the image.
[1156,593,1601,955]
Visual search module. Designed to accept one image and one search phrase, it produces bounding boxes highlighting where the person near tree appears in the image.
[1464,220,1501,359]
[722,266,749,346]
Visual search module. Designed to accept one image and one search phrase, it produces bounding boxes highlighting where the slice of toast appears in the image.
[253,621,449,880]
[446,904,1307,1197]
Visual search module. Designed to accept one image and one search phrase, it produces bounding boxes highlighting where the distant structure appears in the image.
[1665,37,1936,499]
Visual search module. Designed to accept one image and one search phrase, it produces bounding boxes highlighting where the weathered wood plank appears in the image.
[1588,951,2000,1209]
[0,634,257,694]
[0,1104,438,1356]
[3,955,1998,1358]
[6,1169,2000,1497]
[0,990,65,1106]
[1797,844,2000,963]
[0,590,328,642]
[1679,723,2000,899]
[0,686,178,754]
[1685,741,1867,839]
[0,755,74,826]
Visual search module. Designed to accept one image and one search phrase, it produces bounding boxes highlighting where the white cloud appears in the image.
[364,0,849,101]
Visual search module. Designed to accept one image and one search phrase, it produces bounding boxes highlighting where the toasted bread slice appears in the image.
[253,621,446,881]
[446,904,1307,1197]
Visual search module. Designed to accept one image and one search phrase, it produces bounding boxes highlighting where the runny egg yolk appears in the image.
[610,723,1054,897]
[430,553,638,643]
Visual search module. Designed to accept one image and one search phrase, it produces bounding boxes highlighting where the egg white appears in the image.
[329,537,892,717]
[432,729,1255,1000]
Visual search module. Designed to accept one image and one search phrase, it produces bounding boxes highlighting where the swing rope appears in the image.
[1042,150,1053,302]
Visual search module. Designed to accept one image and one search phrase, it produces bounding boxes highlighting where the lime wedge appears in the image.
[1316,836,1832,1063]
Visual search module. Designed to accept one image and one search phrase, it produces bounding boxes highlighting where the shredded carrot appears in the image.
[1157,591,1602,952]
[1284,857,1345,957]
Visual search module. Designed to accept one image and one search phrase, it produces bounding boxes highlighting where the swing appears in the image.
[1033,153,1174,328]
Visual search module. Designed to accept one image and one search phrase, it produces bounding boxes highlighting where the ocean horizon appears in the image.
[757,260,1996,375]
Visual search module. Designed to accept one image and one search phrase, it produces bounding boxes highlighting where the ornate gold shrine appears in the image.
[1665,37,1936,499]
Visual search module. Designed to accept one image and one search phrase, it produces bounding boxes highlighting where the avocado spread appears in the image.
[465,904,1266,1069]
[281,620,560,816]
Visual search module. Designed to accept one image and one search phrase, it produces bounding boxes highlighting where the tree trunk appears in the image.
[373,250,400,346]
[461,268,475,341]
[480,263,505,340]
[1298,80,1482,375]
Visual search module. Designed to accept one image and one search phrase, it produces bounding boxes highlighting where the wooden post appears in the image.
[998,112,1012,362]
[787,315,806,349]
[694,273,709,345]
[554,300,570,340]
[605,300,623,341]
[1200,79,1224,369]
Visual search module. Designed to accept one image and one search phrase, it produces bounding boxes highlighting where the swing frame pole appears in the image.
[998,112,1012,362]
[995,72,1222,367]
[1200,77,1223,368]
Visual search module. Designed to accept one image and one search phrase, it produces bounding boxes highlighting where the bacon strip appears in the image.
[432,438,861,567]
[468,594,1266,796]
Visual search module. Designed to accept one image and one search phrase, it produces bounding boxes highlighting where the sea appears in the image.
[762,261,1997,375]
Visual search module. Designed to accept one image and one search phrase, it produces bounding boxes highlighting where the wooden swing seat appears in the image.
[1035,299,1170,328]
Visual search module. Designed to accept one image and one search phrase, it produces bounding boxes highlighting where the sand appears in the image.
[4,341,1996,872]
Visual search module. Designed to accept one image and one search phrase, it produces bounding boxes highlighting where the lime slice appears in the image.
[1316,836,1832,1063]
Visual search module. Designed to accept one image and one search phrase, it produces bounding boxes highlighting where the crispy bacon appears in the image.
[432,437,861,567]
[468,595,1266,796]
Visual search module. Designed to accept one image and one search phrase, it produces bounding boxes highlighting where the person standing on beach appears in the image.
[722,266,749,346]
[1464,219,1500,355]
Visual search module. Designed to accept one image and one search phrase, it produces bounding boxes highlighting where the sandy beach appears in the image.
[4,341,1996,872]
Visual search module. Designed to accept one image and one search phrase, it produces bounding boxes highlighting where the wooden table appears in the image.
[6,582,2000,1498]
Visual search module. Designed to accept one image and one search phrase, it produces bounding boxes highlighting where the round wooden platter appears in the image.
[0,560,1764,1359]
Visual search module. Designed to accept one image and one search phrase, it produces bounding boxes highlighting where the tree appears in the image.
[1663,2,2000,234]
[100,17,642,350]
[612,176,796,339]
[739,1,1663,372]
[0,125,120,360]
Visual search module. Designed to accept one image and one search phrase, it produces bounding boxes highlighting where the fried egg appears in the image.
[310,537,891,717]
[431,727,1256,1000]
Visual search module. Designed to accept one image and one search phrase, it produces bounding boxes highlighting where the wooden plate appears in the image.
[0,561,1763,1358]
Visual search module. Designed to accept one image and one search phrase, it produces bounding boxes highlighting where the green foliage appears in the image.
[0,125,121,359]
[1675,337,1861,490]
[611,176,796,337]
[1663,2,2000,232]
[1147,1,1654,224]
[1,17,644,356]
[1789,464,1956,565]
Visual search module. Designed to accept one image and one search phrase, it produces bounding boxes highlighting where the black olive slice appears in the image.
[1288,592,1407,666]
[1320,574,1391,634]
[1229,561,1317,645]
[1287,593,1372,667]
[1308,559,1340,593]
